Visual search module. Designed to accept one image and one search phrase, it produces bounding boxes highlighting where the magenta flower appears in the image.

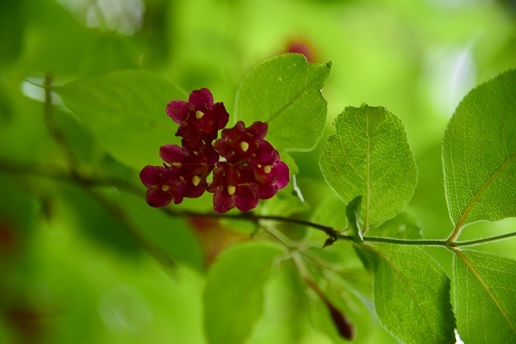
[214,121,268,163]
[141,88,290,213]
[166,88,229,143]
[208,162,259,213]
[140,165,183,207]
[208,121,290,213]
[252,141,290,199]
[140,144,216,207]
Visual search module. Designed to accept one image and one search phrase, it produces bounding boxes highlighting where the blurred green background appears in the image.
[0,0,515,343]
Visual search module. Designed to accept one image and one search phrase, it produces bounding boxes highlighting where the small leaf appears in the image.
[366,243,455,344]
[322,238,336,249]
[443,69,516,229]
[204,241,283,344]
[55,70,186,170]
[346,195,363,243]
[452,250,516,343]
[368,211,423,239]
[320,105,418,229]
[235,53,330,152]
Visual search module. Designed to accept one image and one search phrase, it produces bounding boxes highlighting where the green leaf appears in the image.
[56,184,140,256]
[204,241,283,344]
[443,69,516,228]
[311,187,348,231]
[0,1,23,69]
[452,250,516,343]
[346,196,363,243]
[118,192,204,271]
[320,105,418,229]
[366,244,455,344]
[55,70,185,170]
[247,259,311,344]
[368,211,423,239]
[235,53,330,152]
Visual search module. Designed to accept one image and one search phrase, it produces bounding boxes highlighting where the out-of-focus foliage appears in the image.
[0,0,514,343]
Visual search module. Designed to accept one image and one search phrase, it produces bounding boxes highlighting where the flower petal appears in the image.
[210,102,230,131]
[235,185,259,212]
[247,121,268,141]
[257,183,277,199]
[254,140,278,165]
[182,181,207,199]
[213,189,235,213]
[166,100,191,125]
[273,161,290,188]
[159,144,186,165]
[189,88,214,111]
[146,187,174,207]
[215,121,269,163]
[139,165,167,188]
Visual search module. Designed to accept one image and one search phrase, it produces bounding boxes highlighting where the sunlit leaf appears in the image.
[235,53,330,152]
[360,243,455,344]
[320,105,418,229]
[443,69,516,229]
[452,250,516,343]
[56,70,185,170]
[204,241,283,344]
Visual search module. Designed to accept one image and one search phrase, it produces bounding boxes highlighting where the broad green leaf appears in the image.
[235,53,330,152]
[320,105,418,229]
[55,71,185,170]
[443,69,516,228]
[204,241,283,344]
[363,244,455,344]
[247,259,311,344]
[368,211,423,239]
[452,250,516,343]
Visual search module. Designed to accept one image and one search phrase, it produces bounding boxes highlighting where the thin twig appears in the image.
[450,232,516,247]
[0,159,514,249]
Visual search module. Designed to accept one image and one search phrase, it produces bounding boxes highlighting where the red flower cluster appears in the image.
[140,88,290,213]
